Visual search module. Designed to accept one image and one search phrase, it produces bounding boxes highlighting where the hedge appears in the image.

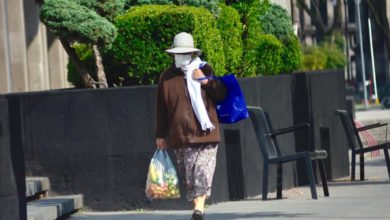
[111,5,225,84]
[280,34,302,73]
[125,0,220,15]
[255,34,283,76]
[217,4,243,74]
[242,0,269,76]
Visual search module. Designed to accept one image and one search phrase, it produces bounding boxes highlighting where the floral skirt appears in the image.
[174,143,218,201]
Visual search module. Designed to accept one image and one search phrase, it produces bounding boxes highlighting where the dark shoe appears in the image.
[191,210,204,220]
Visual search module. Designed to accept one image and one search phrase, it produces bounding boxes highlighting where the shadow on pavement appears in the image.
[69,211,312,220]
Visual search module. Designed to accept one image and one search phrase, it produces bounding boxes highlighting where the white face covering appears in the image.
[174,54,193,69]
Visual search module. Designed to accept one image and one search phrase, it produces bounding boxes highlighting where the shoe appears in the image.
[191,210,204,220]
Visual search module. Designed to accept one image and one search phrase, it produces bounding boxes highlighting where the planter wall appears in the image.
[0,97,26,220]
[2,70,348,211]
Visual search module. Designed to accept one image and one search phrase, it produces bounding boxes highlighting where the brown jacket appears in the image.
[155,63,227,149]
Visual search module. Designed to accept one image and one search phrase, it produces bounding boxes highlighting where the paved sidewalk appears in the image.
[68,154,390,220]
[356,109,390,122]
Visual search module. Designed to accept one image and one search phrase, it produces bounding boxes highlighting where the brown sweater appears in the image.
[155,63,227,149]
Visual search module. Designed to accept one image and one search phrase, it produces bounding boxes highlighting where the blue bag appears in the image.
[215,74,249,123]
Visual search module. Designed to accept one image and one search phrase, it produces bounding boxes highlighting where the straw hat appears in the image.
[165,32,202,55]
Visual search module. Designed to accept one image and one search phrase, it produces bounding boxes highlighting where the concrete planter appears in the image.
[1,70,348,211]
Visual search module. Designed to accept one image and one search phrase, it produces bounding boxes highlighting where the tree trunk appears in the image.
[297,0,327,39]
[92,45,108,88]
[366,0,390,60]
[330,0,342,32]
[59,38,96,88]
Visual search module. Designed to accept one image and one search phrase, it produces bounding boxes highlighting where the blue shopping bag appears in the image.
[215,74,249,123]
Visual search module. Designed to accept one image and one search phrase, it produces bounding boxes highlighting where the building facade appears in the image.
[0,0,70,94]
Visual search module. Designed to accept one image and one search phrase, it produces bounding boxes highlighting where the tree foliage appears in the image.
[125,0,220,15]
[40,0,117,47]
[40,0,126,88]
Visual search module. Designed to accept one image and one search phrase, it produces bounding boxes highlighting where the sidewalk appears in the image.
[68,154,390,220]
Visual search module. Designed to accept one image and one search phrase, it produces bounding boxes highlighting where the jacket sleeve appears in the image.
[201,64,227,102]
[155,75,168,138]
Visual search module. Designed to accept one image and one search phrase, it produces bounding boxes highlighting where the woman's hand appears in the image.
[156,138,167,150]
[192,69,209,85]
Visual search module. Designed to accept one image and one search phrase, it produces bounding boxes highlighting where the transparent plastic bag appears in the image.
[145,150,180,199]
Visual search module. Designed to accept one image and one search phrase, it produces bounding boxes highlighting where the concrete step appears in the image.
[27,194,83,220]
[26,177,50,198]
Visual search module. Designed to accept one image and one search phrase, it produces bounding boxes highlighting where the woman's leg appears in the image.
[175,143,218,216]
[193,195,207,212]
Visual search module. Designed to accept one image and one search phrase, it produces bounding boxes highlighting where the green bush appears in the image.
[280,34,302,73]
[301,42,345,71]
[258,3,293,39]
[40,0,117,47]
[321,42,346,70]
[125,0,220,15]
[255,34,283,76]
[111,5,225,84]
[242,0,270,76]
[302,46,326,71]
[217,4,243,74]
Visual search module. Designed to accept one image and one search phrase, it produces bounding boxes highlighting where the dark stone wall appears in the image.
[307,71,349,179]
[0,97,26,220]
[292,71,349,185]
[2,71,348,211]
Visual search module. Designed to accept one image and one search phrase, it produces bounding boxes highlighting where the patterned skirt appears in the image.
[174,143,218,201]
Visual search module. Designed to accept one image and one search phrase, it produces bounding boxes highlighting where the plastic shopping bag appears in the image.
[145,150,180,199]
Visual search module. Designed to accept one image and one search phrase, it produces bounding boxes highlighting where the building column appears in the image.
[24,0,50,91]
[0,0,12,93]
[6,0,29,92]
[47,32,70,89]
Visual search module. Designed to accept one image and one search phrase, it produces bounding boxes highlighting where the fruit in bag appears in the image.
[145,150,180,199]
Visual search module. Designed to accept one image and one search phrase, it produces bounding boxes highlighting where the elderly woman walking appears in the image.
[155,32,226,220]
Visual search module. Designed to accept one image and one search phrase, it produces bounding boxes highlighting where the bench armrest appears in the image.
[355,123,388,132]
[271,123,311,137]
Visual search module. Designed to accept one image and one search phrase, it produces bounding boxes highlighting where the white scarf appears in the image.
[182,57,215,131]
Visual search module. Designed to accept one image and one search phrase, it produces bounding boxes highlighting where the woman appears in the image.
[155,32,226,220]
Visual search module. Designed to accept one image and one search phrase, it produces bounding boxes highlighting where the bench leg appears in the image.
[384,148,390,180]
[305,157,318,199]
[317,159,329,197]
[360,153,364,181]
[351,152,356,181]
[262,163,269,200]
[276,163,282,199]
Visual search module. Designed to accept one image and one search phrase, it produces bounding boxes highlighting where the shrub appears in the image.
[258,3,293,39]
[111,5,225,84]
[301,42,345,71]
[280,34,302,73]
[255,34,283,76]
[302,46,327,71]
[242,0,269,76]
[217,4,243,74]
[40,0,117,47]
[125,0,220,15]
[321,42,346,70]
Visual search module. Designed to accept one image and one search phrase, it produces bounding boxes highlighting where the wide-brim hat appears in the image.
[165,32,202,55]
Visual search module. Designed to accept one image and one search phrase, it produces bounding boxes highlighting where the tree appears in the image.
[296,0,342,41]
[39,0,125,88]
